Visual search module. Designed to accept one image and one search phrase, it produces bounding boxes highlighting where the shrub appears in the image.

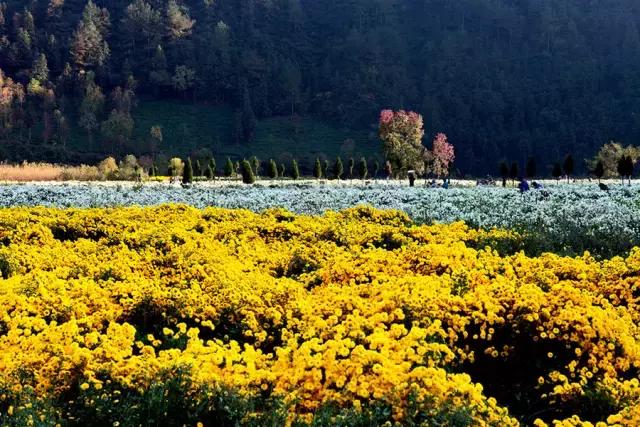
[268,159,278,179]
[169,158,184,177]
[358,157,368,179]
[224,157,234,177]
[279,163,286,178]
[333,157,343,180]
[98,157,118,180]
[182,158,193,184]
[313,158,322,179]
[240,159,256,184]
[291,159,300,180]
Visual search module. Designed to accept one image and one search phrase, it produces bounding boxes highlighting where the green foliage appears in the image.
[279,163,286,178]
[348,157,355,179]
[358,157,368,179]
[373,159,380,178]
[313,157,322,179]
[291,159,300,180]
[333,156,344,180]
[208,158,216,178]
[268,159,278,179]
[240,159,256,184]
[182,157,193,184]
[250,156,260,177]
[224,157,234,177]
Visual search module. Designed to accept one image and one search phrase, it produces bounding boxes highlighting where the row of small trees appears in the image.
[500,143,639,185]
[165,155,388,185]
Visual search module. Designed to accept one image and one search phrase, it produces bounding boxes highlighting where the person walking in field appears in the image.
[518,177,530,193]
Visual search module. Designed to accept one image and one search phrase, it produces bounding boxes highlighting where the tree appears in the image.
[509,162,519,185]
[348,157,355,179]
[250,156,260,177]
[31,54,49,83]
[430,133,455,177]
[526,157,537,179]
[182,158,193,184]
[617,155,634,185]
[552,163,562,181]
[313,158,322,179]
[71,2,111,69]
[241,83,257,142]
[172,65,196,97]
[333,156,344,180]
[322,160,329,180]
[204,164,214,179]
[208,158,216,179]
[279,163,286,178]
[593,161,605,183]
[267,159,278,179]
[101,110,134,154]
[499,162,509,187]
[167,0,195,40]
[358,157,368,180]
[240,159,256,184]
[224,157,234,177]
[169,158,184,178]
[563,155,574,183]
[589,142,640,178]
[291,159,300,180]
[379,110,427,177]
[373,159,380,178]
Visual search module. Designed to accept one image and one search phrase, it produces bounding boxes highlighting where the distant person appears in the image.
[442,178,450,189]
[518,177,530,193]
[408,170,416,187]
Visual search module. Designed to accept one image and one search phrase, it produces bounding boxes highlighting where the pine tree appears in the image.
[182,157,193,184]
[195,159,201,177]
[322,160,329,179]
[224,157,234,177]
[358,157,368,179]
[593,161,605,183]
[499,161,509,186]
[250,156,260,177]
[279,163,286,178]
[291,159,300,180]
[509,162,519,185]
[204,165,213,179]
[240,159,256,184]
[208,158,216,179]
[313,158,322,179]
[373,159,380,178]
[333,156,344,180]
[268,159,278,179]
[563,155,574,183]
[348,157,355,179]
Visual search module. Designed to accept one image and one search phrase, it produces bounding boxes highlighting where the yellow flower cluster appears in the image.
[0,205,638,425]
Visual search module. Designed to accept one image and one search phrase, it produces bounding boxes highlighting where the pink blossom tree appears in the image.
[430,133,455,177]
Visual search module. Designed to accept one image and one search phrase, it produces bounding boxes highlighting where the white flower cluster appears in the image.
[0,182,638,254]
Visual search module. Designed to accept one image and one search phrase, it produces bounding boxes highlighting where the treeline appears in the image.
[1,0,640,174]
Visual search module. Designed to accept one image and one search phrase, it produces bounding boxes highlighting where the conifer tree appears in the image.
[182,157,193,184]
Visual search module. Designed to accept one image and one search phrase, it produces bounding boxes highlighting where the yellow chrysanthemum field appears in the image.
[0,205,639,426]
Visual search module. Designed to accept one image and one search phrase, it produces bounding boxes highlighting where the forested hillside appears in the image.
[1,0,639,174]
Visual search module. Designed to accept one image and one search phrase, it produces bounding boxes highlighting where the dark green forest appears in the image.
[1,0,639,174]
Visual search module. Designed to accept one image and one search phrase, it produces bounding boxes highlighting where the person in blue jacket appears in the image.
[518,177,530,193]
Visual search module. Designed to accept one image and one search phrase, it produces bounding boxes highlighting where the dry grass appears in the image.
[0,162,100,182]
